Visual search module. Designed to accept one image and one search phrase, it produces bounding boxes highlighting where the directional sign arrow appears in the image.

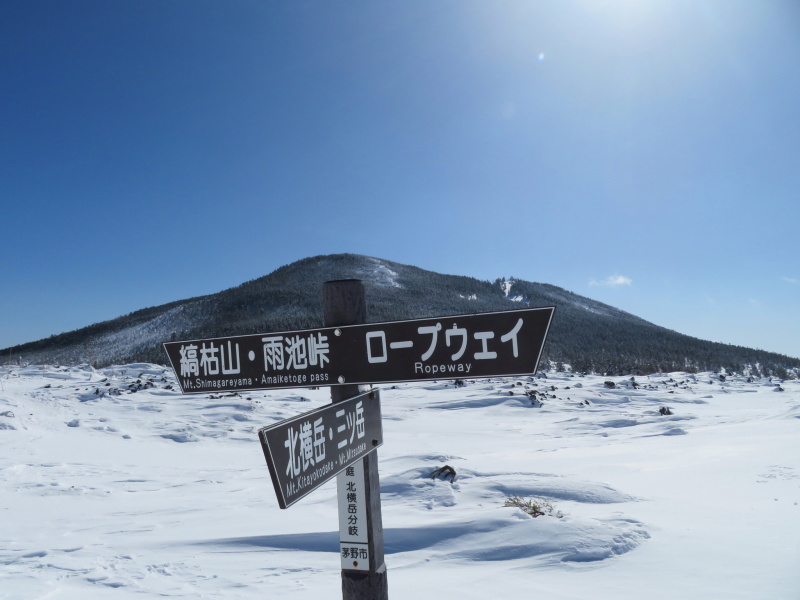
[258,389,383,509]
[164,306,555,394]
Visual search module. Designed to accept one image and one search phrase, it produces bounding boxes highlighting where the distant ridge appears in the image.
[3,254,798,377]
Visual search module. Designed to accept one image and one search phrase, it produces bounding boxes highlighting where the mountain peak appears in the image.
[3,254,798,377]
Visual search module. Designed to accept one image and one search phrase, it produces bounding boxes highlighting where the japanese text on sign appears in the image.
[165,307,555,393]
[258,389,383,509]
[338,461,369,571]
[283,399,366,487]
[365,317,523,376]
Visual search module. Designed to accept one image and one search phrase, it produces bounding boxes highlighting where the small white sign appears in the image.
[337,459,369,571]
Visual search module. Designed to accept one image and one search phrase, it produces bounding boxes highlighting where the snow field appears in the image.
[1,365,798,599]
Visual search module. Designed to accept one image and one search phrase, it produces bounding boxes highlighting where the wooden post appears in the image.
[323,280,389,600]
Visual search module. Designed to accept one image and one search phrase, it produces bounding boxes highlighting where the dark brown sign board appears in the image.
[163,306,555,394]
[258,389,383,509]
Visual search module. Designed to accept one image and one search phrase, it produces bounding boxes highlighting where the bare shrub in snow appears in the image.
[504,495,563,519]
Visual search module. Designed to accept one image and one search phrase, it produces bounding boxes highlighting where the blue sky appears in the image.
[2,0,798,358]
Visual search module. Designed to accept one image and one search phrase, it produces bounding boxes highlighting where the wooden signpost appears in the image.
[323,280,388,598]
[163,280,555,600]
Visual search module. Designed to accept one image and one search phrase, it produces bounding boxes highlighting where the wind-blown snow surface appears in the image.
[1,365,798,599]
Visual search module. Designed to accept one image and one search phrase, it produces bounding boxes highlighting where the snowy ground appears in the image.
[1,364,798,599]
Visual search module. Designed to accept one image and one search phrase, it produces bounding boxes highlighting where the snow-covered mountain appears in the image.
[3,254,798,376]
